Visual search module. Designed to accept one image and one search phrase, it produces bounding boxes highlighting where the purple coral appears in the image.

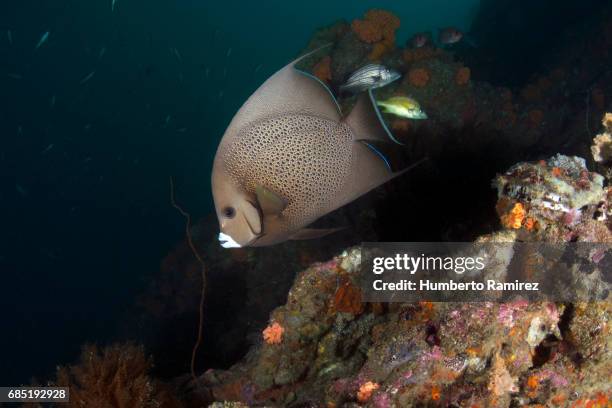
[497,300,529,327]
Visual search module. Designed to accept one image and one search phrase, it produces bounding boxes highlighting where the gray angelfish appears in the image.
[212,46,407,248]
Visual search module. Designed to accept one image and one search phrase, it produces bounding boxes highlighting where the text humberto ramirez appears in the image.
[371,254,540,292]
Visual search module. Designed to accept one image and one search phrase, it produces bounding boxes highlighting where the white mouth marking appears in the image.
[218,232,241,249]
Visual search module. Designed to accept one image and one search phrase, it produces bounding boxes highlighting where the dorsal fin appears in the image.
[221,45,340,145]
[293,68,342,116]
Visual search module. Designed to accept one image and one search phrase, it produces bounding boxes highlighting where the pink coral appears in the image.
[262,321,284,344]
[497,300,529,327]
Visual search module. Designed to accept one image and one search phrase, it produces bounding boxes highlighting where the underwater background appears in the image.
[0,0,483,386]
[1,0,611,401]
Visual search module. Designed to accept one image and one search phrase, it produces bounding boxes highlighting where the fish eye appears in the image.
[223,206,236,219]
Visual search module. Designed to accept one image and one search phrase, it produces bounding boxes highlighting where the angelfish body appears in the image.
[212,47,404,247]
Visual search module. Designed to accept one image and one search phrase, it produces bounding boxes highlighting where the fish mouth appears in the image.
[408,110,428,120]
[218,232,242,249]
[388,72,401,83]
[373,73,401,89]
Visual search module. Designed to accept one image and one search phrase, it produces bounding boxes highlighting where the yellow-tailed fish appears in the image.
[376,96,428,120]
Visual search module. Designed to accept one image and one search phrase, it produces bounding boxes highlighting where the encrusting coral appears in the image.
[455,66,471,86]
[351,9,399,45]
[356,381,379,403]
[407,67,430,88]
[494,153,611,242]
[313,55,332,83]
[351,9,400,60]
[262,321,284,345]
[592,113,612,181]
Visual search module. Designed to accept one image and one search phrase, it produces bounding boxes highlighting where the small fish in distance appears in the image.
[41,143,54,154]
[410,32,430,48]
[35,31,50,49]
[438,27,463,45]
[79,71,96,84]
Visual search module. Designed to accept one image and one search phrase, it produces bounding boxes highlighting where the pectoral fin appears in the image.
[289,227,345,240]
[255,185,286,216]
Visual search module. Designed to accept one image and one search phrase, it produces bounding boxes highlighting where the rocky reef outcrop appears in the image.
[187,113,611,406]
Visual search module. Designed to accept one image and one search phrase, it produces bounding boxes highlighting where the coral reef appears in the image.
[592,113,612,181]
[351,10,400,44]
[296,8,612,159]
[313,55,332,83]
[33,344,183,408]
[188,113,611,405]
[196,245,610,406]
[351,10,400,61]
[407,67,430,88]
[494,154,611,242]
[191,154,610,403]
[262,322,284,345]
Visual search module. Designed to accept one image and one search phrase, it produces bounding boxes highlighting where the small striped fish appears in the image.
[339,64,401,94]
